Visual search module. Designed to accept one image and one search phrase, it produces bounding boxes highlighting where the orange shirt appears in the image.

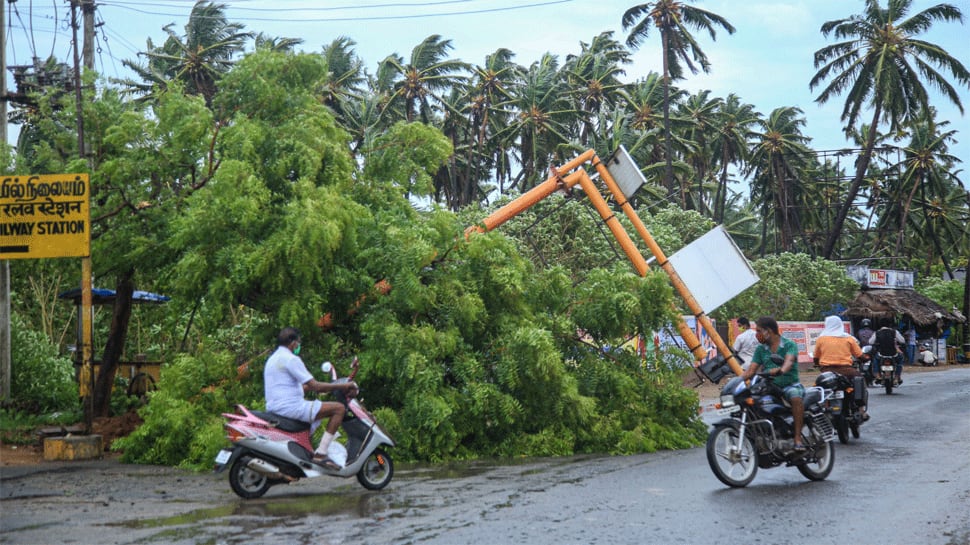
[813,335,863,366]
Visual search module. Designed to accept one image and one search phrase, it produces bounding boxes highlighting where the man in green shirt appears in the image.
[744,316,807,451]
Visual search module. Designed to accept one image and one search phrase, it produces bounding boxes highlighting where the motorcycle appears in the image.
[699,354,835,488]
[873,351,902,394]
[814,367,868,444]
[214,358,395,499]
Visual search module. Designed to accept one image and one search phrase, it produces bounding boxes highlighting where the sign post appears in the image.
[1,173,93,424]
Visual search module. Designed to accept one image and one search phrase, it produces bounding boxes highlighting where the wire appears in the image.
[105,0,480,11]
[96,0,575,22]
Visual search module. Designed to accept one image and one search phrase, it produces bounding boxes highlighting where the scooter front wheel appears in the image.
[356,447,394,490]
[229,455,272,499]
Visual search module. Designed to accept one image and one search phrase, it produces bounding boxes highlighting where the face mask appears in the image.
[293,344,302,356]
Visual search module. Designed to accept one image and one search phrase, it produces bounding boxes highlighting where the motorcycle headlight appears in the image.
[719,394,736,408]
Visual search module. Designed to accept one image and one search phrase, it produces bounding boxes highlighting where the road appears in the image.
[2,367,969,545]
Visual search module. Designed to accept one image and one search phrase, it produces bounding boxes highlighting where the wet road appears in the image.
[3,367,969,545]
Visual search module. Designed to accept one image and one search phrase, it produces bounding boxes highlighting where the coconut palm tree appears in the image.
[710,94,760,223]
[810,0,970,259]
[677,90,722,213]
[746,107,814,254]
[464,48,521,197]
[869,112,958,263]
[563,31,631,143]
[380,35,469,123]
[121,0,252,106]
[319,36,367,118]
[621,0,735,197]
[497,53,578,191]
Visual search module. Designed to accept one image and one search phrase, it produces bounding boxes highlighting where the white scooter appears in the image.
[214,358,395,499]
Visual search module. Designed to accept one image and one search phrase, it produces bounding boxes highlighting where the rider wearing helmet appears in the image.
[856,319,875,347]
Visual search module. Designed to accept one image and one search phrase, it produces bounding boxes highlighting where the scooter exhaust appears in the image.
[246,457,295,481]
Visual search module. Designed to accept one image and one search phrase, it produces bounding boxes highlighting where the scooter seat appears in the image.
[252,411,311,432]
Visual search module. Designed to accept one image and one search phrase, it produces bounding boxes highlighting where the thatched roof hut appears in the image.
[844,289,965,328]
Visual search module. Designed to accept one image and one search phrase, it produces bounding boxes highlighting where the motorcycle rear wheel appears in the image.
[229,455,272,499]
[356,447,394,490]
[796,433,835,481]
[706,425,758,488]
[884,381,894,394]
[849,420,860,439]
[834,413,849,444]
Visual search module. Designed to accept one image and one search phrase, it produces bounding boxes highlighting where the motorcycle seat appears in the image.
[251,411,311,432]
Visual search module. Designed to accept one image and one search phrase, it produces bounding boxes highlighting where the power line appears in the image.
[96,0,576,23]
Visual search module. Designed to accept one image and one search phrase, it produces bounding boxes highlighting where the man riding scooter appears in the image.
[264,327,359,469]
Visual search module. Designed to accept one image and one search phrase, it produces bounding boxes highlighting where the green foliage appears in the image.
[715,253,859,321]
[113,350,253,469]
[917,276,964,316]
[5,309,78,413]
[0,408,79,445]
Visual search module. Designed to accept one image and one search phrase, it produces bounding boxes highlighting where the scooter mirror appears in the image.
[321,361,333,374]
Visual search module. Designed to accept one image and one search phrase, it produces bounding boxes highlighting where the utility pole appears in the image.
[1,0,11,401]
[81,0,95,70]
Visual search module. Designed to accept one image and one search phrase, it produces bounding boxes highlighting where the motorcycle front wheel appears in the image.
[229,455,272,499]
[706,425,758,488]
[796,433,835,481]
[356,447,394,490]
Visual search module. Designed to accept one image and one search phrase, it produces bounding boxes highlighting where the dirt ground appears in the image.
[0,409,142,467]
[0,363,959,468]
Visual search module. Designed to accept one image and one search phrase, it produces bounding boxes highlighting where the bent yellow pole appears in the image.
[591,157,743,376]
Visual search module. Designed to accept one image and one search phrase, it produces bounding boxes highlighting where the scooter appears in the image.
[214,358,395,499]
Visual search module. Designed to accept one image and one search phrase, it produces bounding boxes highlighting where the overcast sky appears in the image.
[4,0,969,181]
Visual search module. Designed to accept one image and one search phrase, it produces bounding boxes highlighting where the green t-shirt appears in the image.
[751,335,800,387]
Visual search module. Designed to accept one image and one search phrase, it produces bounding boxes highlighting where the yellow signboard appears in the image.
[1,173,91,259]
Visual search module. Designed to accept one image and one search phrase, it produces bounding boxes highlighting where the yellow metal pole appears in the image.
[592,158,742,375]
[570,170,710,361]
[81,256,94,430]
[465,150,595,237]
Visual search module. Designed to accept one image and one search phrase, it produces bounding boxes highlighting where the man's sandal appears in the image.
[311,454,341,470]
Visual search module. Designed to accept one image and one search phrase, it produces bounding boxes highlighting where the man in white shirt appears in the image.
[732,317,760,372]
[264,327,358,469]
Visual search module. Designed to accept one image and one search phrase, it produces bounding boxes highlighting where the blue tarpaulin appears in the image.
[57,287,171,305]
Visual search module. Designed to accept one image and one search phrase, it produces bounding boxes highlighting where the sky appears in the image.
[3,0,969,183]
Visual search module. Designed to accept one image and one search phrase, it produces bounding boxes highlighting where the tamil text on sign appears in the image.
[1,174,91,259]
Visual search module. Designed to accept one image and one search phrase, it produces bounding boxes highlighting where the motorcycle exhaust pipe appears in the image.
[246,457,296,482]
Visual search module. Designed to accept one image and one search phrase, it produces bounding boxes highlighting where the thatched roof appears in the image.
[844,289,965,327]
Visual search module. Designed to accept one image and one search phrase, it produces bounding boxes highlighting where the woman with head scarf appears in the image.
[813,315,869,420]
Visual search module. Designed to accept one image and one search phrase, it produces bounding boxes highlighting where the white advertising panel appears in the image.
[666,225,758,313]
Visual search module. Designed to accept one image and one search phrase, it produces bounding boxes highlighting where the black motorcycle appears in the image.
[814,370,867,444]
[874,352,901,394]
[699,355,835,488]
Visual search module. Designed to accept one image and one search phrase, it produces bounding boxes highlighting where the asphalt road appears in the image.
[2,367,968,545]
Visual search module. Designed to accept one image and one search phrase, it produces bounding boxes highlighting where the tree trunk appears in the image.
[660,28,675,199]
[822,104,882,259]
[92,270,134,417]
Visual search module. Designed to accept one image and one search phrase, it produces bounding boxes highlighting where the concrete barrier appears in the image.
[43,434,103,461]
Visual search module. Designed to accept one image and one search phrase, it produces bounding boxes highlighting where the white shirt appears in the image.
[733,328,759,367]
[264,345,314,417]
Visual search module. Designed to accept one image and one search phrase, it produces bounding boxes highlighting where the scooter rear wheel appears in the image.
[229,455,272,499]
[356,447,394,490]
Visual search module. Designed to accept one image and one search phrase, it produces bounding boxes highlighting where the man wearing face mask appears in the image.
[264,327,358,470]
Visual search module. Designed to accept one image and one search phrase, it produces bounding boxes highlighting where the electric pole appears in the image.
[1,0,11,401]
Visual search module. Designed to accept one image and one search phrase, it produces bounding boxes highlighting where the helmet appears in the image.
[861,319,871,327]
